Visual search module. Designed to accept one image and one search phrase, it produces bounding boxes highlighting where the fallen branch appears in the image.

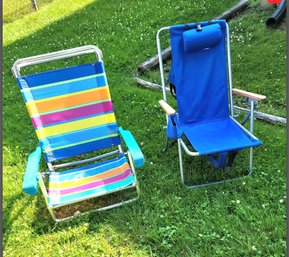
[137,47,171,73]
[134,78,285,125]
[214,0,249,20]
[234,106,286,125]
[137,0,249,73]
[134,77,169,91]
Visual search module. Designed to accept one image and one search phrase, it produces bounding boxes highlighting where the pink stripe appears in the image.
[32,101,113,128]
[49,169,132,195]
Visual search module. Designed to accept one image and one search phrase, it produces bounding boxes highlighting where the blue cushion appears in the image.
[183,23,222,52]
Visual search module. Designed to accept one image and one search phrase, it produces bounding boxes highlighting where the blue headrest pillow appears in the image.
[183,23,222,52]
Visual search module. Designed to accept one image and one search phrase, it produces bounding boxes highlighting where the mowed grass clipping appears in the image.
[3,0,286,256]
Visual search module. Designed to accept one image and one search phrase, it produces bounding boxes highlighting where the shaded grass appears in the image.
[3,0,286,256]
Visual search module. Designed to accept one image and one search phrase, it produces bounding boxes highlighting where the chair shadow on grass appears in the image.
[30,186,139,234]
[162,136,251,188]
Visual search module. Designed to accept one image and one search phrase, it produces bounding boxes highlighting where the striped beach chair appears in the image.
[12,45,144,222]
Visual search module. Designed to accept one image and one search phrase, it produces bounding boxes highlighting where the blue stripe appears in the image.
[29,75,106,101]
[21,91,34,103]
[19,62,105,88]
[49,175,135,206]
[52,154,125,174]
[49,155,127,182]
[44,136,121,162]
[40,123,119,149]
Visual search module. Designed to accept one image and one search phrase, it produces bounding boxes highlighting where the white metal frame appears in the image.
[156,23,258,188]
[12,45,139,222]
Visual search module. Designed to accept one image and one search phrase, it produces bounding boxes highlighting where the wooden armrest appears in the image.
[233,88,266,101]
[159,100,176,115]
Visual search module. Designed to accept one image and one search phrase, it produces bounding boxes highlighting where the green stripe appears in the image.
[21,73,105,92]
[44,133,119,152]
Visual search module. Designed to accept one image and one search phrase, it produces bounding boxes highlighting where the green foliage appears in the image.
[3,0,286,256]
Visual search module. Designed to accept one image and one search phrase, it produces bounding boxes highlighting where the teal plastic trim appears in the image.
[22,146,42,195]
[118,127,144,168]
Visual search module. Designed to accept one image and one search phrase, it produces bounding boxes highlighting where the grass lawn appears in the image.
[3,0,53,24]
[3,0,286,256]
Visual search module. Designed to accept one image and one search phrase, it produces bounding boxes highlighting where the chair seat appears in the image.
[48,154,135,207]
[181,117,262,155]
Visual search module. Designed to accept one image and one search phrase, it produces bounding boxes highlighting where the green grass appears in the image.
[3,0,286,256]
[3,0,53,24]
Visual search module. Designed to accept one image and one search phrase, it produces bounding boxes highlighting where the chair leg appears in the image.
[49,185,139,223]
[249,99,255,176]
[249,147,253,176]
[177,139,185,184]
[163,137,177,152]
[177,139,252,189]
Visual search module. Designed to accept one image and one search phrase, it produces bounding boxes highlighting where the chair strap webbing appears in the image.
[208,152,228,169]
[208,150,240,169]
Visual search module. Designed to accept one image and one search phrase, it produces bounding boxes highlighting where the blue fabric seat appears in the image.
[181,117,261,155]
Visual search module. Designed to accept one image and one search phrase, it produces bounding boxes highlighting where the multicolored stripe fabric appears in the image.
[17,62,121,162]
[48,154,135,207]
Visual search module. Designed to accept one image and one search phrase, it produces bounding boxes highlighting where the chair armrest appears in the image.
[159,100,176,114]
[233,88,266,101]
[118,127,144,168]
[22,146,42,195]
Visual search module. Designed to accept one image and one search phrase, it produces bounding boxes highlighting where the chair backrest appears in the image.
[17,62,121,162]
[169,20,229,125]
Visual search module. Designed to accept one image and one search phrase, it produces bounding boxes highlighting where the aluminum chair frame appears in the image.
[12,45,140,222]
[156,23,262,189]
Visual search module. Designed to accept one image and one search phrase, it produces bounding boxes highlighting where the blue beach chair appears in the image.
[157,20,266,188]
[12,45,144,221]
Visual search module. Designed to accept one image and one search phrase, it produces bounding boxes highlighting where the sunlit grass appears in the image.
[3,0,286,256]
[3,0,53,24]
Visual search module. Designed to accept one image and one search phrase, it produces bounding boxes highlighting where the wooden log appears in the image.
[137,0,249,73]
[134,78,285,125]
[214,0,249,20]
[234,106,286,125]
[137,47,171,73]
[134,77,170,91]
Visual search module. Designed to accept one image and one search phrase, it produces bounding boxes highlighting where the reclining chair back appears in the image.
[17,62,120,162]
[169,20,229,125]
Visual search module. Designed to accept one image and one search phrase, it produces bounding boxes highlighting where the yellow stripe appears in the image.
[36,113,116,139]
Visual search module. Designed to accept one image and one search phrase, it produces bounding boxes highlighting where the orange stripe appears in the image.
[35,88,110,114]
[49,162,130,189]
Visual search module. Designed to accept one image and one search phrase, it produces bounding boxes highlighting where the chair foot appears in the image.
[48,186,139,223]
[182,172,252,189]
